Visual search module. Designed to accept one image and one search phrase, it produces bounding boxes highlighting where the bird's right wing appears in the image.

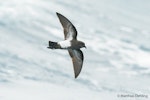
[68,49,84,78]
[56,12,77,40]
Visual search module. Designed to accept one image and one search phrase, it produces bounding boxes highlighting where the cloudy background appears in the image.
[0,0,150,100]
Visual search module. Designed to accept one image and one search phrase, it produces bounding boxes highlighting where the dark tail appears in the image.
[47,41,61,49]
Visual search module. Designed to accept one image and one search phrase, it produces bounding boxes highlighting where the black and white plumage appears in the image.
[47,12,86,78]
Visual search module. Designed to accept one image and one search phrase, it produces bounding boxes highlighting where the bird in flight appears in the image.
[47,12,86,78]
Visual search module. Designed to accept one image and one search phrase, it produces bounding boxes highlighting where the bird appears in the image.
[47,12,86,78]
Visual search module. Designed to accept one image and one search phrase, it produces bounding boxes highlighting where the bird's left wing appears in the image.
[68,49,84,78]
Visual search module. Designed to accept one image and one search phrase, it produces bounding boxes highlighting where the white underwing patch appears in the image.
[58,40,71,48]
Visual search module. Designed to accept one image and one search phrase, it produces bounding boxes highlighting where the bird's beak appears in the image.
[84,46,87,49]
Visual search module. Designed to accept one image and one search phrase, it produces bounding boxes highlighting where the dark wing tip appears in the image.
[75,75,77,78]
[74,64,82,79]
[56,12,60,16]
[56,12,63,18]
[75,73,80,78]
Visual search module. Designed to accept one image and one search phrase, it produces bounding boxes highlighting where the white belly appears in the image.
[58,40,71,48]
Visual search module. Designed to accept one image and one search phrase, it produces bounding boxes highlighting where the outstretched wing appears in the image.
[56,12,77,40]
[68,49,84,78]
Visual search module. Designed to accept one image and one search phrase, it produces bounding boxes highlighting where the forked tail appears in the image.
[47,41,61,49]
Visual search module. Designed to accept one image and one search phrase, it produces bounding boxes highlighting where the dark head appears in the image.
[78,41,86,48]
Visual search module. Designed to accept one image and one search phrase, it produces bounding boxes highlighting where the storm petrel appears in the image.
[47,12,86,78]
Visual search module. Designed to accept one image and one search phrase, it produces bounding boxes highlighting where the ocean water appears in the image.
[0,0,150,100]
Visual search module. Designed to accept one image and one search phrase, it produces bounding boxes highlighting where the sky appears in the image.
[0,0,150,100]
